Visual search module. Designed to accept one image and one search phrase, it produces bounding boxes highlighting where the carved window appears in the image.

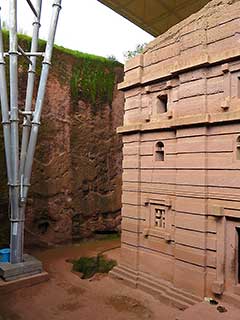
[155,208,166,228]
[143,199,172,241]
[155,141,164,161]
[156,94,168,114]
[237,137,240,160]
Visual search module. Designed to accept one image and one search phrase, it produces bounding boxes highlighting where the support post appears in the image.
[19,0,42,257]
[21,0,62,241]
[19,0,42,180]
[0,0,62,271]
[9,0,22,264]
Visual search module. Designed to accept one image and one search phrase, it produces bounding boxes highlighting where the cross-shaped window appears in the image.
[155,208,166,228]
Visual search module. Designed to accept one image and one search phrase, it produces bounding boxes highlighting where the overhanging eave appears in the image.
[98,0,210,36]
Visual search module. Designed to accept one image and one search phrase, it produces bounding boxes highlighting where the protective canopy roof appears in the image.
[98,0,210,36]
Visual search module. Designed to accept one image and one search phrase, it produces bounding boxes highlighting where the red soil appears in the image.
[0,239,180,320]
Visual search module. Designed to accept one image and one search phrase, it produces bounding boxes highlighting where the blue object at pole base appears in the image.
[0,249,10,263]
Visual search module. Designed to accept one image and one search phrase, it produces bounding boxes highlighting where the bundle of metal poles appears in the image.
[0,0,62,264]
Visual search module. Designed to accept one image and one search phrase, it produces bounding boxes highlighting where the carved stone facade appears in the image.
[111,0,240,308]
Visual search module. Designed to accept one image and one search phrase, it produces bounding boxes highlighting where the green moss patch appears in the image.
[69,56,120,112]
[95,233,120,241]
[72,255,117,279]
[2,31,122,112]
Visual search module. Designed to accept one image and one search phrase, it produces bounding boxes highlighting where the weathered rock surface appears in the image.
[0,40,124,247]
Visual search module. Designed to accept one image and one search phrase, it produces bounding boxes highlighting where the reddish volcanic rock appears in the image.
[0,43,124,247]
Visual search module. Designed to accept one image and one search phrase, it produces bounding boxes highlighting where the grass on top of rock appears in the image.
[72,255,117,279]
[2,31,123,111]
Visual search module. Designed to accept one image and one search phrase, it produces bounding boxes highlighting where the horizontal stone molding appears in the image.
[143,228,172,242]
[144,197,172,207]
[118,48,240,91]
[124,185,240,202]
[208,205,240,218]
[117,110,240,134]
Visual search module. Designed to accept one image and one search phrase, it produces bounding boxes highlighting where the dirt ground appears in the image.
[0,238,181,320]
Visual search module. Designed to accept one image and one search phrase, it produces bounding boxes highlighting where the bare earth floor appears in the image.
[0,238,181,320]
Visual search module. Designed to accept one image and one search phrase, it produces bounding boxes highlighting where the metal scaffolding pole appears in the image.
[22,0,62,204]
[9,0,22,264]
[0,0,62,267]
[20,0,42,179]
[19,0,42,255]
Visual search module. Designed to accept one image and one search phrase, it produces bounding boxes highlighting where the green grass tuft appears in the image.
[95,233,120,241]
[72,255,117,279]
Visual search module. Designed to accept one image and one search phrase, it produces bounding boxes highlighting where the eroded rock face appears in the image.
[70,82,123,240]
[0,45,124,247]
[24,75,74,246]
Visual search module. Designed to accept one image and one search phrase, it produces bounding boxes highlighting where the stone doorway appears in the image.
[237,228,240,285]
[225,220,240,295]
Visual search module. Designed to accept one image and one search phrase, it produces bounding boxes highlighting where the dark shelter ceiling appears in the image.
[98,0,210,36]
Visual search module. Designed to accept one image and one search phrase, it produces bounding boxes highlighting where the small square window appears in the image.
[144,200,172,241]
[157,94,168,114]
[155,141,165,161]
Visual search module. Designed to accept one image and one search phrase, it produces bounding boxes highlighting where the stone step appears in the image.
[110,267,201,310]
[171,286,201,304]
[110,270,137,288]
[117,265,138,277]
[138,273,168,293]
[139,272,202,305]
[165,288,200,307]
[111,265,138,281]
[162,294,192,311]
[222,292,240,309]
[138,273,199,308]
[0,254,43,281]
[0,272,49,295]
[109,265,137,287]
[138,281,191,310]
[137,280,165,300]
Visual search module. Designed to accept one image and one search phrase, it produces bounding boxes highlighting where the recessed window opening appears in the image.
[236,136,240,160]
[157,94,168,114]
[155,141,165,161]
[237,228,240,283]
[155,208,166,228]
[38,221,49,234]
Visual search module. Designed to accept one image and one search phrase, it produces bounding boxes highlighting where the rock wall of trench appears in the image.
[0,34,124,247]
